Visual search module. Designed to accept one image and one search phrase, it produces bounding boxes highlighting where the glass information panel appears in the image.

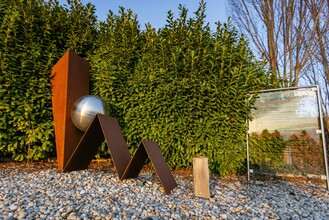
[248,87,325,176]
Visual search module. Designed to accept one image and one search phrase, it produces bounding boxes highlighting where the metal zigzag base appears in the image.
[64,114,178,194]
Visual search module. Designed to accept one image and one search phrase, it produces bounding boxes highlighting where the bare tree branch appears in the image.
[227,0,327,87]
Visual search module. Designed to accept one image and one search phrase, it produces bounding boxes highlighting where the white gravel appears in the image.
[0,167,329,219]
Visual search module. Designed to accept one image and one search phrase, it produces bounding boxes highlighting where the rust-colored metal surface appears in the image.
[121,141,149,179]
[64,115,104,171]
[63,114,177,194]
[64,114,131,176]
[141,140,178,194]
[123,141,178,194]
[51,52,176,194]
[51,51,89,172]
[97,114,131,179]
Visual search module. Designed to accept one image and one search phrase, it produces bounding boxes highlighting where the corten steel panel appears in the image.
[62,113,177,194]
[64,115,104,171]
[121,142,149,179]
[122,141,178,194]
[63,114,132,177]
[97,114,131,179]
[140,141,178,194]
[51,50,89,171]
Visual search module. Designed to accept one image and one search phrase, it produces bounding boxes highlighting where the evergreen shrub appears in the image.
[0,0,97,160]
[89,2,271,175]
[249,129,286,166]
[1,0,273,175]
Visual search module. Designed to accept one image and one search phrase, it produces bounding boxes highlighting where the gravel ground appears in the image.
[0,161,328,219]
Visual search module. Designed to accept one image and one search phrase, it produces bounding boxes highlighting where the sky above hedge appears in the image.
[57,0,227,30]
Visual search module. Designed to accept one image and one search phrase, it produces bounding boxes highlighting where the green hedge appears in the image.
[0,0,97,160]
[249,129,286,166]
[1,0,273,175]
[89,3,271,175]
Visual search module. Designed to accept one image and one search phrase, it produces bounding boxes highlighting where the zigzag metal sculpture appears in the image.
[51,51,177,194]
[65,114,177,194]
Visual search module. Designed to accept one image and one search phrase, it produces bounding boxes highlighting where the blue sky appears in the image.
[58,0,228,30]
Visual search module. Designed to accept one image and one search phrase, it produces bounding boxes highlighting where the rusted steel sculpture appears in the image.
[51,51,177,194]
[65,114,177,194]
[51,51,89,172]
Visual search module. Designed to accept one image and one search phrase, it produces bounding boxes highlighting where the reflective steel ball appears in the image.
[71,95,110,131]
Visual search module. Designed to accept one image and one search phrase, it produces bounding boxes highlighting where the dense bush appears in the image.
[249,129,286,166]
[0,0,97,160]
[249,130,325,175]
[88,7,143,157]
[89,3,270,175]
[287,131,325,174]
[1,0,272,174]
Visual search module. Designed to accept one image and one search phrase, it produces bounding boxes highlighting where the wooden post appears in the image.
[193,157,210,198]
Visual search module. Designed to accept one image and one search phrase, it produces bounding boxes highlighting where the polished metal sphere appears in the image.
[71,95,110,131]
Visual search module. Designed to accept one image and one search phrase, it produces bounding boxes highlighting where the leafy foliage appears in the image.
[249,130,325,175]
[249,129,286,166]
[0,0,97,160]
[1,0,272,175]
[287,131,325,174]
[89,2,270,175]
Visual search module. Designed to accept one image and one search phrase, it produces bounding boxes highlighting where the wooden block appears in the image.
[193,157,210,198]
